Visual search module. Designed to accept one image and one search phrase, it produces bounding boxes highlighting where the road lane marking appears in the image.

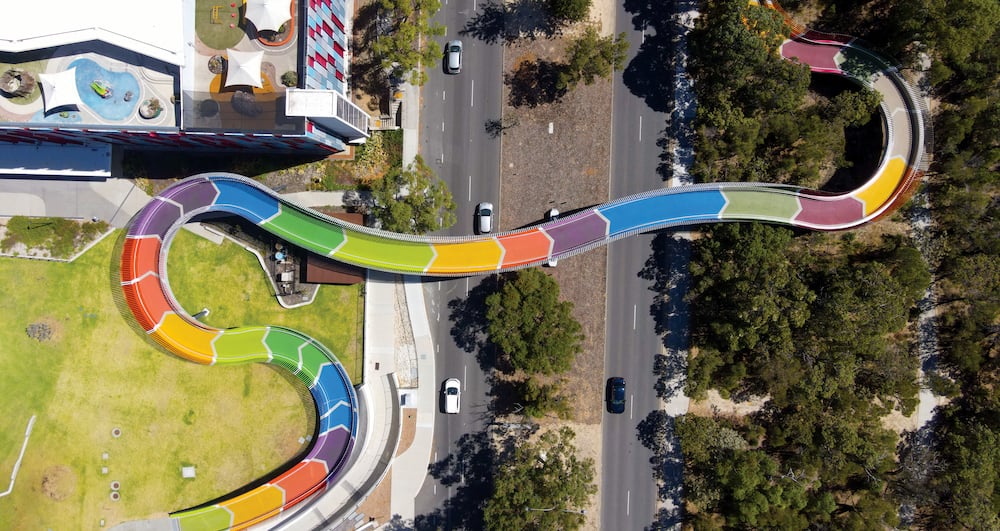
[638,115,643,142]
[626,490,631,515]
[434,484,437,494]
[471,79,475,107]
[632,304,637,330]
[468,176,472,201]
[464,366,467,390]
[465,278,470,296]
[443,90,446,101]
[442,122,445,132]
[630,395,634,419]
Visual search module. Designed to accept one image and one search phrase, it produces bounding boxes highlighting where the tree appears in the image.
[368,155,456,234]
[484,427,596,531]
[557,28,629,90]
[485,268,584,374]
[372,0,446,85]
[547,0,591,24]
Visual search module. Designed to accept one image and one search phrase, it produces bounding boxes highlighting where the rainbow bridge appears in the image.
[118,4,928,530]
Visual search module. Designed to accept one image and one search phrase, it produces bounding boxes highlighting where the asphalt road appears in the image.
[413,0,502,524]
[601,3,672,529]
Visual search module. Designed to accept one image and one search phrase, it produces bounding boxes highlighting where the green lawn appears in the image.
[165,229,364,383]
[195,0,247,51]
[0,234,315,529]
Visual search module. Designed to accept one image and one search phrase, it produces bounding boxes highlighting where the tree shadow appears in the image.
[637,410,685,528]
[461,0,561,45]
[447,275,501,371]
[505,59,567,108]
[638,232,692,351]
[414,426,529,530]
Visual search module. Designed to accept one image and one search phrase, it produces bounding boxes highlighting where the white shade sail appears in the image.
[224,49,264,88]
[38,68,82,114]
[245,0,291,33]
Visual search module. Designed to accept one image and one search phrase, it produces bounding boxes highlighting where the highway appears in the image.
[414,0,502,524]
[601,2,675,528]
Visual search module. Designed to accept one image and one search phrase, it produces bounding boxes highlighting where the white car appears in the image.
[445,40,463,74]
[443,378,461,414]
[545,208,559,266]
[476,202,494,234]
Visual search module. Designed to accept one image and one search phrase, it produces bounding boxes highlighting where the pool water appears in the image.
[69,58,140,121]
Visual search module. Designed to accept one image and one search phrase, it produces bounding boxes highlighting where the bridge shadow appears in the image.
[446,275,501,372]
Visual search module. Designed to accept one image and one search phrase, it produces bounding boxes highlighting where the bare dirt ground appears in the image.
[497,9,615,528]
[499,34,613,428]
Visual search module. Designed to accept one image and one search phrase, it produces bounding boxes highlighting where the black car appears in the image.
[606,377,626,414]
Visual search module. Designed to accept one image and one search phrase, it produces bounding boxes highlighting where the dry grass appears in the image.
[500,37,613,427]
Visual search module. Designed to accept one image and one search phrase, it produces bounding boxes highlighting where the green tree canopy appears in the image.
[557,28,629,90]
[485,268,584,374]
[368,155,456,234]
[372,0,446,85]
[547,0,591,23]
[484,427,596,531]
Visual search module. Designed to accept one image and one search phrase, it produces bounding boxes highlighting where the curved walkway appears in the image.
[115,2,929,529]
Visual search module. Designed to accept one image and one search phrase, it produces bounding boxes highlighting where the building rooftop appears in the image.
[0,1,184,67]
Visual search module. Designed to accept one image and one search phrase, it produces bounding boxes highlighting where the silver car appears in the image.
[476,202,493,234]
[445,40,463,74]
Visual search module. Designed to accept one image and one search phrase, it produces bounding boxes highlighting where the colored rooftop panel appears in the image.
[173,504,233,531]
[496,228,553,268]
[262,206,346,256]
[213,327,270,364]
[543,211,609,255]
[720,188,800,222]
[127,198,181,238]
[853,157,905,216]
[308,428,352,468]
[335,228,435,272]
[264,328,307,372]
[428,239,504,274]
[127,274,174,331]
[120,236,160,284]
[218,485,284,528]
[599,190,727,237]
[160,178,219,214]
[212,180,281,223]
[273,461,329,508]
[153,314,221,364]
[298,341,333,383]
[793,194,866,227]
[780,39,842,73]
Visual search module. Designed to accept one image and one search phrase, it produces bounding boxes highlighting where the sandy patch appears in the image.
[41,465,76,501]
[686,390,769,418]
[396,408,417,456]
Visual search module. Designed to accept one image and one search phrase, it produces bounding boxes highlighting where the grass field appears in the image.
[195,0,247,51]
[0,232,349,528]
[166,229,364,382]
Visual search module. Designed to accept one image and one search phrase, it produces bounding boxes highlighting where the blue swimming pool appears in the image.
[69,58,140,121]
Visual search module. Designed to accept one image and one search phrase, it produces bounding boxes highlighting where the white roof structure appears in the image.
[38,69,82,114]
[0,1,185,66]
[246,0,292,33]
[225,49,264,88]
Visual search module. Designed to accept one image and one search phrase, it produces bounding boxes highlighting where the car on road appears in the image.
[476,202,494,234]
[445,40,463,74]
[606,377,626,414]
[443,378,461,414]
[545,208,559,266]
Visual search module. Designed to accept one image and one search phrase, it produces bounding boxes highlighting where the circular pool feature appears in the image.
[111,427,122,438]
[110,491,120,501]
[110,481,120,490]
[68,58,140,121]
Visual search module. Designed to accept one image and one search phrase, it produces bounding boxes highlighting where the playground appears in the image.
[0,232,361,528]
